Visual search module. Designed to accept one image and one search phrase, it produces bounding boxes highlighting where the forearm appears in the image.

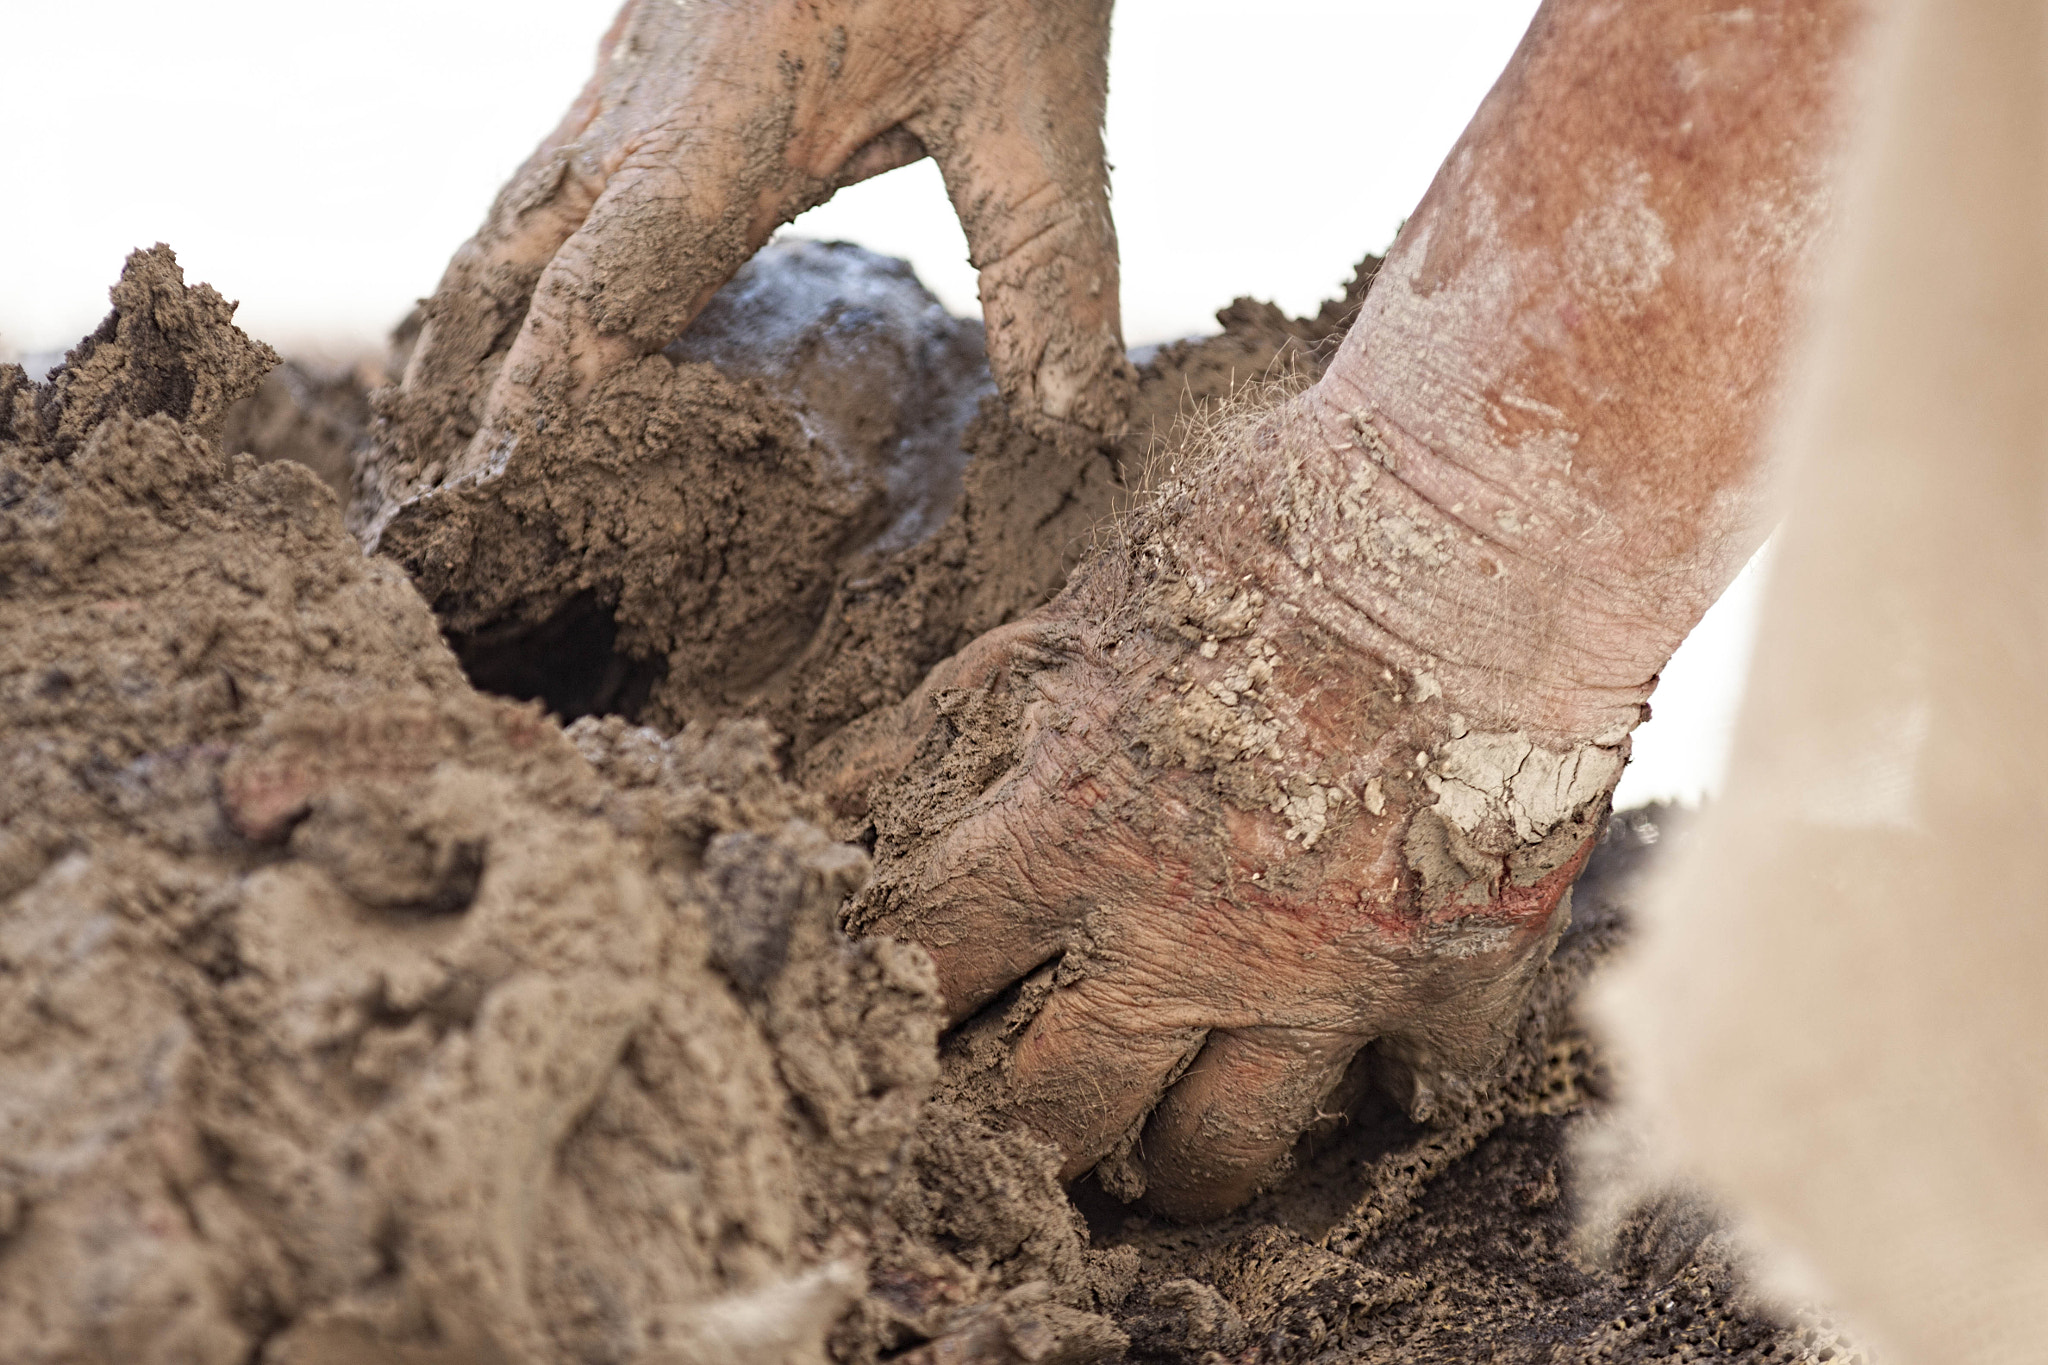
[1221,0,1865,745]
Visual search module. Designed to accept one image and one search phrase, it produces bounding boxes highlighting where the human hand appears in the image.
[386,0,1132,481]
[822,411,1612,1219]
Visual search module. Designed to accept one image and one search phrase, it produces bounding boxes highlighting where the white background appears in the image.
[0,0,1759,805]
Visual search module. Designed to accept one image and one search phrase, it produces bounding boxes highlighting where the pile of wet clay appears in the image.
[0,248,1125,1365]
[2,247,1864,1365]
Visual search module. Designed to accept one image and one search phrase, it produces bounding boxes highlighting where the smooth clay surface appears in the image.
[2,246,1861,1364]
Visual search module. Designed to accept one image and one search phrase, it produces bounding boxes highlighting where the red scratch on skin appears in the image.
[1488,832,1598,928]
[1336,829,1598,946]
[1357,898,1418,939]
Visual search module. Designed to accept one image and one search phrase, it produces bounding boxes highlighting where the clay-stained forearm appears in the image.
[1234,0,1866,745]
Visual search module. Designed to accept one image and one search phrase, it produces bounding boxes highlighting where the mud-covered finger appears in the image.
[800,616,1057,823]
[1004,974,1209,1183]
[848,632,1130,1021]
[857,781,1082,1024]
[909,0,1133,438]
[470,113,929,453]
[1134,1026,1365,1221]
[390,0,640,461]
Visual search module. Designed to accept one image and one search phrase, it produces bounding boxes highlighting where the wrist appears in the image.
[1126,390,1658,752]
[1059,401,1629,929]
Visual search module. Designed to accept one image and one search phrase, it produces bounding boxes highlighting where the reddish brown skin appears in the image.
[411,0,1867,1218]
[1284,0,1863,738]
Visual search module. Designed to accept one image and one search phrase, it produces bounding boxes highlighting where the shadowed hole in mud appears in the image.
[447,590,666,723]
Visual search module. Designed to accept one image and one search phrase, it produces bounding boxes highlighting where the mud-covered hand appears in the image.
[825,519,1604,1223]
[817,0,1863,1219]
[390,0,1130,475]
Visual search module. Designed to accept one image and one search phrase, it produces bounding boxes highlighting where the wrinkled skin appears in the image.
[405,0,1865,1217]
[388,0,1131,485]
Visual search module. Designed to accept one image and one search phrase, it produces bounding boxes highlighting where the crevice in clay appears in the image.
[447,587,667,723]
